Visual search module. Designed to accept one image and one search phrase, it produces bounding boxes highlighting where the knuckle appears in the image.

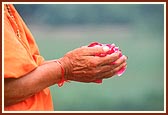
[111,53,119,58]
[110,71,115,76]
[92,69,98,76]
[104,57,112,64]
[91,69,100,78]
[89,60,98,67]
[114,61,120,65]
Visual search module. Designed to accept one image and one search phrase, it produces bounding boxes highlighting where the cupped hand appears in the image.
[59,46,127,83]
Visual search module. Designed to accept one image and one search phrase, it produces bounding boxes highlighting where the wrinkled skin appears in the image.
[59,46,127,83]
[4,44,127,106]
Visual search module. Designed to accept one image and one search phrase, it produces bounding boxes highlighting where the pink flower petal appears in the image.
[94,79,102,83]
[88,42,100,47]
[117,67,126,76]
[88,42,127,83]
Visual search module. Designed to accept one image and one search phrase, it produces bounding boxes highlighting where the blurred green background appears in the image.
[15,4,164,111]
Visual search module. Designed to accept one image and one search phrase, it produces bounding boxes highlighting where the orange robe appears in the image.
[4,4,54,111]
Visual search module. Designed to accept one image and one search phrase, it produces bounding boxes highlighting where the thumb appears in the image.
[81,46,110,56]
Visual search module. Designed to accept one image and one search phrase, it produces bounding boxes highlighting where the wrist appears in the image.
[58,56,71,81]
[53,57,70,87]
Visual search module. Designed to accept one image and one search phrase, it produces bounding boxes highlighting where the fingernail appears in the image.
[103,46,110,52]
[122,55,127,60]
[124,56,128,60]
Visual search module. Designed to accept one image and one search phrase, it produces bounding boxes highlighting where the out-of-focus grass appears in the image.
[30,24,164,111]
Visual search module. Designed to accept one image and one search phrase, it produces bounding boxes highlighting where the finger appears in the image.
[113,62,127,75]
[97,61,127,80]
[112,55,127,66]
[81,46,109,56]
[97,64,116,74]
[77,64,115,82]
[95,69,116,81]
[97,52,121,66]
[97,57,127,77]
[91,64,117,81]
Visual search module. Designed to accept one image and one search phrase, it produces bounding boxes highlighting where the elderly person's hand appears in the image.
[59,46,127,83]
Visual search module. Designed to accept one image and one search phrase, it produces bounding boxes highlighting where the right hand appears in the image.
[59,46,127,83]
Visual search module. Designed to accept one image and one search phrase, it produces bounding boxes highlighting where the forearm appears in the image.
[4,60,62,106]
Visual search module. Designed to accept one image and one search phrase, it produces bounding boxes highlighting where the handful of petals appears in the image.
[88,42,127,83]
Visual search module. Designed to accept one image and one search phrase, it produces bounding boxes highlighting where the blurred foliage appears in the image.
[14,4,165,111]
[15,4,163,26]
